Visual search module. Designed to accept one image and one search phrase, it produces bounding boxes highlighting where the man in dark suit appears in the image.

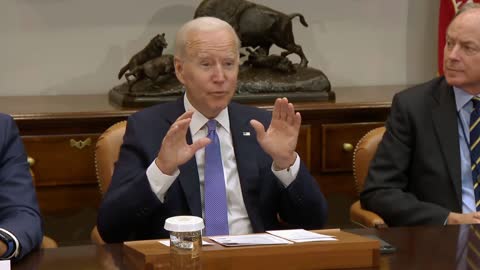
[0,114,43,259]
[97,17,327,242]
[361,3,480,226]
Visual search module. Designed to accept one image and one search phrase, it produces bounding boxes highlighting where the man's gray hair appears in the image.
[456,3,480,17]
[174,17,240,59]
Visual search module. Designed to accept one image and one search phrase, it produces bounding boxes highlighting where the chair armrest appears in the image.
[91,226,105,245]
[41,236,58,249]
[350,200,387,229]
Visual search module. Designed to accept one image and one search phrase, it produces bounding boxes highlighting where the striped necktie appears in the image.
[470,96,480,211]
[204,119,229,236]
[467,225,480,270]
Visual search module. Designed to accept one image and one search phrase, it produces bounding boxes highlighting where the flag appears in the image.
[438,0,480,75]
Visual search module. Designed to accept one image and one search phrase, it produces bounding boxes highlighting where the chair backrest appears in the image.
[41,236,58,248]
[94,121,127,195]
[352,126,386,194]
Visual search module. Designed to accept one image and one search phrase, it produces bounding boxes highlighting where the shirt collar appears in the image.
[454,86,476,112]
[183,94,230,135]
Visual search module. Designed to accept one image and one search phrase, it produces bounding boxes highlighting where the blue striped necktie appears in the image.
[204,119,229,236]
[467,225,480,269]
[470,96,480,211]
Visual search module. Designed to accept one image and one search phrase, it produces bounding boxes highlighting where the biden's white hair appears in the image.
[174,16,240,59]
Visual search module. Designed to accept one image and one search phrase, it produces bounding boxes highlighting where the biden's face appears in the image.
[175,29,239,119]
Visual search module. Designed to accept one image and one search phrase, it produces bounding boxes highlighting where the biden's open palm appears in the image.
[156,111,210,175]
[250,98,300,169]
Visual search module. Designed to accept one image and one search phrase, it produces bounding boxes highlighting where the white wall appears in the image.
[1,0,439,96]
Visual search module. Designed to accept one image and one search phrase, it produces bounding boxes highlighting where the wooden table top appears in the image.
[11,225,473,270]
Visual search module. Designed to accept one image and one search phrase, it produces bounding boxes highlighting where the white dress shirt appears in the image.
[146,95,301,235]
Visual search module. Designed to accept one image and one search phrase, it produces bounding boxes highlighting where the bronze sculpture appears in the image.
[195,0,309,67]
[123,54,175,90]
[109,1,333,107]
[129,54,175,82]
[117,33,168,85]
[244,47,295,74]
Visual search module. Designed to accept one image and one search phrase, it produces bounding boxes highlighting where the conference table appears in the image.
[12,225,475,269]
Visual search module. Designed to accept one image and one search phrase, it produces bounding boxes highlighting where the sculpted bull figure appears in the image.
[194,0,309,67]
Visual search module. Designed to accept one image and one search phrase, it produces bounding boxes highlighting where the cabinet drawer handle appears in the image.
[27,156,35,178]
[342,143,354,152]
[70,138,92,150]
[27,156,35,167]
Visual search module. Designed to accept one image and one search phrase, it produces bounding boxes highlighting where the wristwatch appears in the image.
[0,231,15,258]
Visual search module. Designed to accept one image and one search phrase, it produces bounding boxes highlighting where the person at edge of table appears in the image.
[361,3,480,226]
[0,113,43,260]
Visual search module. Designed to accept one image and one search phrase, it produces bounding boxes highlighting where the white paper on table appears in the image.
[0,260,10,270]
[158,240,215,247]
[209,233,293,247]
[266,229,338,243]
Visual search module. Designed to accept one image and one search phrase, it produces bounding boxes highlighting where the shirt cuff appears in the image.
[146,160,180,203]
[271,153,300,188]
[0,228,19,259]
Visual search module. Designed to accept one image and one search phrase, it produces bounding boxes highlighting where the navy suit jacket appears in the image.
[361,77,462,226]
[98,98,327,242]
[0,114,42,259]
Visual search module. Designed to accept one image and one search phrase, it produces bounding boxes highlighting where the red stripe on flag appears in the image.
[438,0,456,75]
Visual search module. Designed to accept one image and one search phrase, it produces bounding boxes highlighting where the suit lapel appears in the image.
[229,104,264,232]
[168,98,202,217]
[431,79,462,206]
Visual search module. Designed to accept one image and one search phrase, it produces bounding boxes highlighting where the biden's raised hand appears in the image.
[250,98,300,169]
[156,111,210,175]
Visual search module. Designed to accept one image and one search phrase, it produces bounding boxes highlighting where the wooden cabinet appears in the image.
[23,134,101,214]
[321,123,384,172]
[24,134,98,186]
[0,96,134,215]
[0,85,401,226]
[296,125,311,170]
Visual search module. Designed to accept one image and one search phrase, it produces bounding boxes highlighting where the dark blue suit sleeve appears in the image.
[0,115,43,260]
[277,161,328,229]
